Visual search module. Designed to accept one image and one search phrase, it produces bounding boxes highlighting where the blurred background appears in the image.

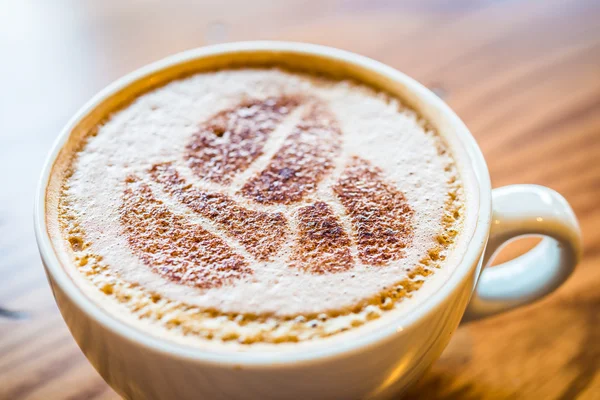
[1,0,599,398]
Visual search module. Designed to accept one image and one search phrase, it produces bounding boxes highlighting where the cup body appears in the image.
[45,267,479,400]
[35,42,493,400]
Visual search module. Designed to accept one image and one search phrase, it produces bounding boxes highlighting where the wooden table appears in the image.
[1,0,598,398]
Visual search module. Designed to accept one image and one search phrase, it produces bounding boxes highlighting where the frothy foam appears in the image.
[52,68,466,348]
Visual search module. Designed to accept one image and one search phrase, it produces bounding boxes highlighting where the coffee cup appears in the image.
[34,41,582,400]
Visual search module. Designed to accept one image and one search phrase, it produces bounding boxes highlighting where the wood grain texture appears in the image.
[0,0,598,398]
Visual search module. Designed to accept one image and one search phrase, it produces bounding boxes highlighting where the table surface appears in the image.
[1,0,599,398]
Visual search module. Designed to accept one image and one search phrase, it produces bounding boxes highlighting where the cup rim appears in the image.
[34,41,492,367]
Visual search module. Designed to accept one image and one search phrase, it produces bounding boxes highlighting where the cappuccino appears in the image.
[49,68,466,349]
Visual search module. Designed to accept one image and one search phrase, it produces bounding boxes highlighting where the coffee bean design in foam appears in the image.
[119,96,414,289]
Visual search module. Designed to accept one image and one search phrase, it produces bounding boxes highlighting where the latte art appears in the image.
[119,95,414,289]
[52,69,465,348]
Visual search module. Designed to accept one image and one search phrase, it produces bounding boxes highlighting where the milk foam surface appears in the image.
[55,69,466,346]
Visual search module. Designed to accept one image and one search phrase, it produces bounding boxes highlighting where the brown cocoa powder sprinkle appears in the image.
[119,175,251,289]
[291,201,354,274]
[333,156,414,265]
[186,96,301,184]
[240,101,342,204]
[150,163,289,261]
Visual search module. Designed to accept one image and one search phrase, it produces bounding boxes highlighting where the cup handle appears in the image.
[462,184,582,322]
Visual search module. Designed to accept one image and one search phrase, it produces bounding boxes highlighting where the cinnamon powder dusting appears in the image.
[119,176,251,289]
[291,201,354,274]
[240,101,341,204]
[186,96,300,184]
[150,162,289,261]
[333,156,414,265]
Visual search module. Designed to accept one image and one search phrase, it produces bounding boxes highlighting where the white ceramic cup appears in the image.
[34,42,582,400]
